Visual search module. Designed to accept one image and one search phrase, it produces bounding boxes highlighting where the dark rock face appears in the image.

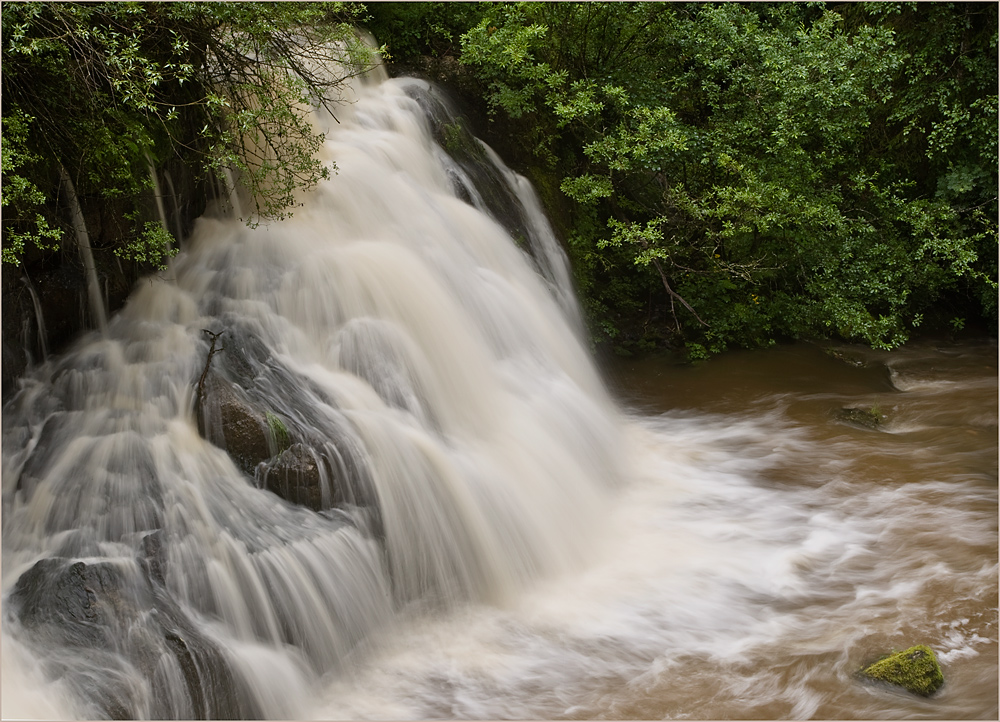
[13,558,139,648]
[198,371,272,475]
[9,553,262,720]
[1,157,209,400]
[261,443,325,511]
[2,248,134,399]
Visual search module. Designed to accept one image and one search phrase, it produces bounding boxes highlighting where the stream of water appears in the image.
[2,65,996,721]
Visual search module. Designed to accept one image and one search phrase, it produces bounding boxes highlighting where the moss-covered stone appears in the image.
[836,406,883,429]
[860,645,944,696]
[266,410,291,453]
[825,347,868,367]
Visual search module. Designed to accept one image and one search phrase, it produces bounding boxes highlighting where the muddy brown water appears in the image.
[594,338,998,719]
[303,338,996,720]
[2,56,994,719]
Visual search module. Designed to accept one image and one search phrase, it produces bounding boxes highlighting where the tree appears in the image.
[2,2,377,268]
[461,2,997,356]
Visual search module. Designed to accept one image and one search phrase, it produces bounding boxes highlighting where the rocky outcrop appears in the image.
[193,330,374,516]
[9,551,261,719]
[197,371,274,476]
[859,645,944,697]
[836,406,884,430]
[260,443,326,511]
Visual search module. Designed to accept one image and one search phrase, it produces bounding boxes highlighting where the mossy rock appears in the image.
[859,645,944,697]
[825,347,867,367]
[836,406,883,430]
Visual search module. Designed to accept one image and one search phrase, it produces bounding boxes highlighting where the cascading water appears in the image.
[2,65,621,719]
[21,274,48,364]
[4,59,997,722]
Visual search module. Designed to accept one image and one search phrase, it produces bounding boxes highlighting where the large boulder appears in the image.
[260,442,325,511]
[12,558,143,649]
[9,552,261,720]
[197,371,274,475]
[192,331,375,518]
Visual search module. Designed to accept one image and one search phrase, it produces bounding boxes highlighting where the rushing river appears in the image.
[2,63,996,721]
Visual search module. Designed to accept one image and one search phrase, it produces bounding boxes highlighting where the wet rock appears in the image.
[162,627,259,720]
[10,555,262,720]
[261,443,325,511]
[15,412,75,493]
[193,338,378,519]
[825,347,868,367]
[198,372,272,475]
[836,406,884,430]
[12,558,151,647]
[10,558,159,719]
[141,530,166,586]
[259,436,378,519]
[859,644,944,696]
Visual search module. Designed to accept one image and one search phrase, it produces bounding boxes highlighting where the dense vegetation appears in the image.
[374,2,997,356]
[3,2,996,359]
[2,2,374,268]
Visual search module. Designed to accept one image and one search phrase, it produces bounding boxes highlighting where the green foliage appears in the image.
[2,2,377,266]
[364,3,484,64]
[116,216,177,270]
[460,2,998,356]
[1,110,64,264]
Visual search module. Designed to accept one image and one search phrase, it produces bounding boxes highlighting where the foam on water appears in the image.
[2,68,622,719]
[307,407,996,719]
[2,62,995,721]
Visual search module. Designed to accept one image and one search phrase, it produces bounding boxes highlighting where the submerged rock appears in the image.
[836,406,884,430]
[860,645,944,696]
[260,442,325,511]
[9,555,262,719]
[825,347,868,367]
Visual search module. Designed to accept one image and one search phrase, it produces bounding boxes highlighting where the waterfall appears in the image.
[2,70,623,719]
[220,166,244,220]
[146,151,175,253]
[5,49,998,722]
[58,164,108,335]
[21,274,48,363]
[163,169,185,244]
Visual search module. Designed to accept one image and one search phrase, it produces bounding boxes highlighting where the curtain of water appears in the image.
[2,71,623,719]
[4,64,996,722]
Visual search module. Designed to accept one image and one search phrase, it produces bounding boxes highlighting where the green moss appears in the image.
[265,411,291,453]
[860,645,944,697]
[824,347,867,367]
[836,406,883,429]
[440,120,486,164]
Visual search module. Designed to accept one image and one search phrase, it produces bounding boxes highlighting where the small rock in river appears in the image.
[859,644,944,696]
[835,406,883,429]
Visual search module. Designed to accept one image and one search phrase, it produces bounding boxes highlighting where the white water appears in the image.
[306,407,996,719]
[58,164,108,335]
[21,274,48,363]
[2,70,620,719]
[3,69,996,721]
